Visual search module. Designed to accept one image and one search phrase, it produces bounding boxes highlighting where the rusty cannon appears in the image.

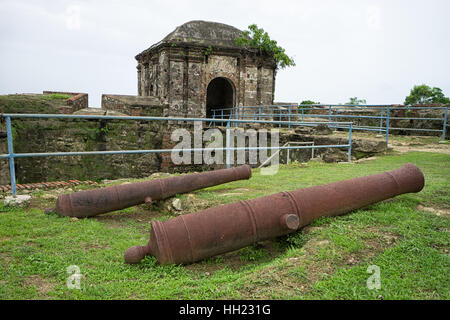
[124,163,425,265]
[54,165,252,218]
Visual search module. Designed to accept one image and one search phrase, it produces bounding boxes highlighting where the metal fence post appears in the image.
[288,105,291,130]
[442,106,448,141]
[348,123,353,162]
[334,108,338,129]
[5,116,17,196]
[386,105,390,144]
[226,120,231,168]
[286,142,290,164]
[279,107,282,128]
[379,109,384,135]
[328,105,332,122]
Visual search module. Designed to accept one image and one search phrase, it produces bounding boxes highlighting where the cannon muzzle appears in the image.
[55,165,252,218]
[125,163,424,265]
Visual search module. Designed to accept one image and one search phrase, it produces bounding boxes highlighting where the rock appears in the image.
[172,198,182,211]
[150,172,171,180]
[314,124,333,135]
[322,149,348,163]
[4,195,31,207]
[352,140,387,153]
[70,217,79,222]
[42,193,57,200]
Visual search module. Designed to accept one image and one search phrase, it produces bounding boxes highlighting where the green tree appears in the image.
[236,24,295,69]
[300,100,320,105]
[345,97,367,105]
[404,84,450,105]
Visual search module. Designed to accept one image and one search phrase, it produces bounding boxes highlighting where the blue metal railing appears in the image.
[211,104,449,144]
[0,113,354,196]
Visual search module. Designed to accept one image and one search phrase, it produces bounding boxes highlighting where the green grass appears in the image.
[0,94,70,114]
[0,151,449,300]
[42,93,71,100]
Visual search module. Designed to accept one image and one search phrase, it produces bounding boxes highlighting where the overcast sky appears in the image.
[1,0,449,107]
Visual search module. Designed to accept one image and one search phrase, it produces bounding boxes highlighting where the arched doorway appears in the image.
[206,77,235,120]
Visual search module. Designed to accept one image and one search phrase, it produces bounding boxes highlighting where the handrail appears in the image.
[0,113,354,196]
[211,104,448,143]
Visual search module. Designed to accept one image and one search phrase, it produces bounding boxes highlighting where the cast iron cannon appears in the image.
[124,163,424,265]
[54,165,252,218]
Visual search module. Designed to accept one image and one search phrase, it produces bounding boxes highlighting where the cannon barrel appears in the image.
[55,165,252,218]
[124,163,425,265]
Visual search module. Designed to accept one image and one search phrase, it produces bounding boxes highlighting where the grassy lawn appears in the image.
[0,151,449,300]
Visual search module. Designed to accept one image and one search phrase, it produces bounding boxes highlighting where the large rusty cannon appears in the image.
[54,165,252,218]
[124,163,425,265]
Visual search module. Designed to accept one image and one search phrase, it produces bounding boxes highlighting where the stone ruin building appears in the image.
[135,20,277,118]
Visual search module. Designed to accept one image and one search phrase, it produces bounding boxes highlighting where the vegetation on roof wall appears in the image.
[236,24,296,69]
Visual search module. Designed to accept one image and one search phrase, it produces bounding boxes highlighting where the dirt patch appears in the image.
[23,275,55,298]
[81,242,110,250]
[92,194,215,230]
[394,145,450,154]
[94,208,167,229]
[416,205,450,217]
[172,194,214,214]
[0,252,12,267]
[29,197,55,212]
[232,227,400,299]
[389,139,450,154]
[185,240,284,276]
[354,156,378,163]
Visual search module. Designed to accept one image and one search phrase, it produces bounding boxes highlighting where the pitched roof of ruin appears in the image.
[136,20,244,59]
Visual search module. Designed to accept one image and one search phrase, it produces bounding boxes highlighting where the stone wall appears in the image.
[66,93,88,112]
[303,104,449,137]
[1,118,389,186]
[101,94,165,116]
[7,117,164,184]
[1,92,395,188]
[42,91,88,113]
